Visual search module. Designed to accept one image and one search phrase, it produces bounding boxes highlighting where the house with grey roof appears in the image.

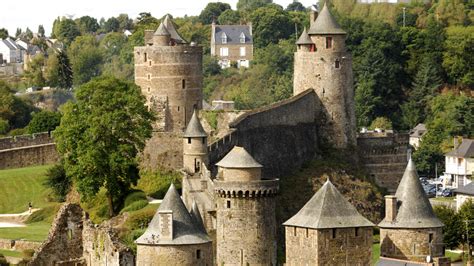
[211,22,253,68]
[135,184,212,265]
[283,179,374,265]
[454,181,474,211]
[0,38,24,63]
[409,123,427,149]
[379,159,446,263]
[445,138,474,188]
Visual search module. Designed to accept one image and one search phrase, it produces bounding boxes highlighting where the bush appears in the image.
[44,163,71,201]
[21,249,35,258]
[25,204,60,224]
[124,191,147,207]
[8,128,27,136]
[135,170,181,199]
[0,119,9,135]
[27,111,61,134]
[125,207,156,230]
[120,200,148,213]
[369,117,393,130]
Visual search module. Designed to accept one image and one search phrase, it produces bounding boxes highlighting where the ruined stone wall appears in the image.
[0,239,42,251]
[208,90,318,178]
[136,243,212,266]
[380,227,444,262]
[215,186,278,266]
[358,132,409,192]
[141,132,183,171]
[285,226,372,266]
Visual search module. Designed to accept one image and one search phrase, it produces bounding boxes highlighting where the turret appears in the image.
[214,146,279,265]
[183,110,208,175]
[153,22,170,46]
[296,27,314,52]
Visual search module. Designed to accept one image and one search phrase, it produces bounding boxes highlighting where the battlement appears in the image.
[214,179,279,197]
[0,132,54,150]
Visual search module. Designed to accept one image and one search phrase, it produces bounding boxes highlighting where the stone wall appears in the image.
[208,90,318,178]
[141,132,183,171]
[136,243,212,266]
[285,226,372,265]
[0,239,42,251]
[213,43,253,62]
[380,227,444,262]
[0,132,59,170]
[358,132,409,192]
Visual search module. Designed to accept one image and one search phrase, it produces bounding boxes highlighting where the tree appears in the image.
[237,0,272,12]
[286,1,305,12]
[249,5,293,48]
[103,17,120,33]
[44,163,71,202]
[0,119,8,135]
[218,9,241,25]
[15,28,21,38]
[24,54,46,87]
[0,81,36,130]
[199,2,231,24]
[203,55,221,77]
[459,199,474,247]
[68,35,103,85]
[55,19,81,44]
[117,14,133,31]
[369,117,393,130]
[433,205,462,249]
[0,28,8,39]
[54,76,153,216]
[443,26,474,87]
[76,16,99,34]
[27,111,61,134]
[25,28,33,40]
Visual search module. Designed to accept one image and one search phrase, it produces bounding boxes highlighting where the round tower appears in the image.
[134,14,202,132]
[214,146,279,265]
[183,110,208,174]
[293,4,356,148]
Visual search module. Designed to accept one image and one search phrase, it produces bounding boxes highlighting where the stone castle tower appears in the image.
[134,15,203,169]
[183,110,208,175]
[378,159,445,262]
[293,4,356,148]
[214,146,279,265]
[284,180,374,265]
[135,184,212,266]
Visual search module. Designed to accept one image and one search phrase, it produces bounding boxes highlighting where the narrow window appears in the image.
[326,37,333,49]
[335,59,340,69]
[332,228,336,239]
[144,52,147,62]
[227,200,231,208]
[305,228,309,238]
[149,61,152,66]
[240,47,246,57]
[293,227,297,236]
[188,138,191,144]
[429,233,433,243]
[202,137,206,144]
[177,106,180,111]
[182,79,186,89]
[147,87,150,92]
[147,74,150,80]
[355,227,360,237]
[197,249,201,259]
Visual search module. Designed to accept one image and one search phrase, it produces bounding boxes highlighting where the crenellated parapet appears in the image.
[214,179,279,198]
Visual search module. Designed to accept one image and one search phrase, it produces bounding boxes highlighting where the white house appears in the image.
[210,22,253,69]
[454,182,474,211]
[0,38,24,63]
[445,138,474,188]
[409,123,426,149]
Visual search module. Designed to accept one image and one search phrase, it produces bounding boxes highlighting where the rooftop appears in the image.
[296,27,313,45]
[455,182,474,196]
[161,15,187,44]
[283,180,374,229]
[183,110,207,138]
[216,146,262,169]
[379,159,444,229]
[213,24,252,45]
[154,22,170,36]
[308,4,346,35]
[446,139,474,158]
[409,123,426,138]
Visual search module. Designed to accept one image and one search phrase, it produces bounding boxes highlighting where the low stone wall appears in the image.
[0,132,54,150]
[0,239,41,251]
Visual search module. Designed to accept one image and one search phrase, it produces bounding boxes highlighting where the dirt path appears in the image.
[0,208,40,227]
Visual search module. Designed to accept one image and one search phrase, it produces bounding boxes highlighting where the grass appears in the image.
[431,196,455,202]
[372,243,380,265]
[134,170,181,199]
[0,249,23,258]
[0,165,55,214]
[0,222,51,242]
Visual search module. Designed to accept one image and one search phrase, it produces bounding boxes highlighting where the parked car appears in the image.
[436,188,453,197]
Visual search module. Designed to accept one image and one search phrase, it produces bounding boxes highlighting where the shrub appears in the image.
[0,119,9,135]
[120,200,148,213]
[27,110,61,134]
[44,163,71,201]
[135,170,181,199]
[124,191,147,207]
[8,128,26,136]
[125,207,156,230]
[21,249,35,258]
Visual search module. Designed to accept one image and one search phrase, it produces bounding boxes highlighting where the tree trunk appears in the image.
[107,193,114,217]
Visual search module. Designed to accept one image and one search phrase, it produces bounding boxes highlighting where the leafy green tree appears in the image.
[395,9,417,27]
[433,205,462,249]
[369,117,392,130]
[203,55,221,76]
[44,163,71,202]
[443,26,474,87]
[0,28,9,39]
[459,199,474,247]
[249,5,293,48]
[76,16,99,34]
[199,2,231,24]
[24,54,46,87]
[68,35,103,85]
[117,14,133,31]
[0,119,9,135]
[27,111,61,134]
[103,17,120,33]
[25,27,33,40]
[54,76,153,216]
[218,9,241,25]
[0,81,36,129]
[355,78,381,127]
[55,19,81,45]
[237,0,272,12]
[57,51,73,89]
[38,25,45,37]
[15,28,21,38]
[434,0,468,27]
[286,1,305,12]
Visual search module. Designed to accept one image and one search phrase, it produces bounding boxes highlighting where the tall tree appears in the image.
[15,28,22,38]
[54,76,153,216]
[68,35,103,85]
[76,16,99,34]
[443,26,474,87]
[237,0,272,12]
[286,1,305,12]
[218,9,241,25]
[0,28,8,39]
[24,54,46,87]
[199,2,231,24]
[249,4,293,48]
[38,25,45,37]
[103,17,120,33]
[57,50,73,89]
[27,111,61,134]
[55,19,81,44]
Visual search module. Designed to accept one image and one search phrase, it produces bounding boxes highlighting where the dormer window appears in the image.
[240,32,246,43]
[221,32,227,44]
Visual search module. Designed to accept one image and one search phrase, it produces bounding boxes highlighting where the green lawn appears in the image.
[0,165,54,213]
[0,222,51,242]
[372,243,380,265]
[0,249,24,258]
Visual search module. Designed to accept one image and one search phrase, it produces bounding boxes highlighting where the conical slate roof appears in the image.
[162,15,187,44]
[135,184,211,245]
[283,180,374,229]
[308,4,346,35]
[154,22,170,36]
[183,110,207,138]
[379,160,444,229]
[216,146,263,169]
[296,27,313,45]
[190,201,206,233]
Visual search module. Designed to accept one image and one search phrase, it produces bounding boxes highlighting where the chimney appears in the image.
[158,210,173,240]
[310,10,319,28]
[385,195,397,222]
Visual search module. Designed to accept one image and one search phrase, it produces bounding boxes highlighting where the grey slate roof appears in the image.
[308,4,346,35]
[162,15,187,44]
[409,123,426,137]
[296,27,313,45]
[183,110,207,138]
[213,25,252,45]
[216,146,263,169]
[190,201,206,233]
[455,182,474,196]
[135,184,211,245]
[379,159,444,229]
[283,180,374,229]
[446,139,474,158]
[154,22,170,36]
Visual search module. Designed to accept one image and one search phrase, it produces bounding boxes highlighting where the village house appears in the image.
[445,138,474,188]
[210,22,253,68]
[454,182,474,211]
[409,123,427,149]
[0,38,24,63]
